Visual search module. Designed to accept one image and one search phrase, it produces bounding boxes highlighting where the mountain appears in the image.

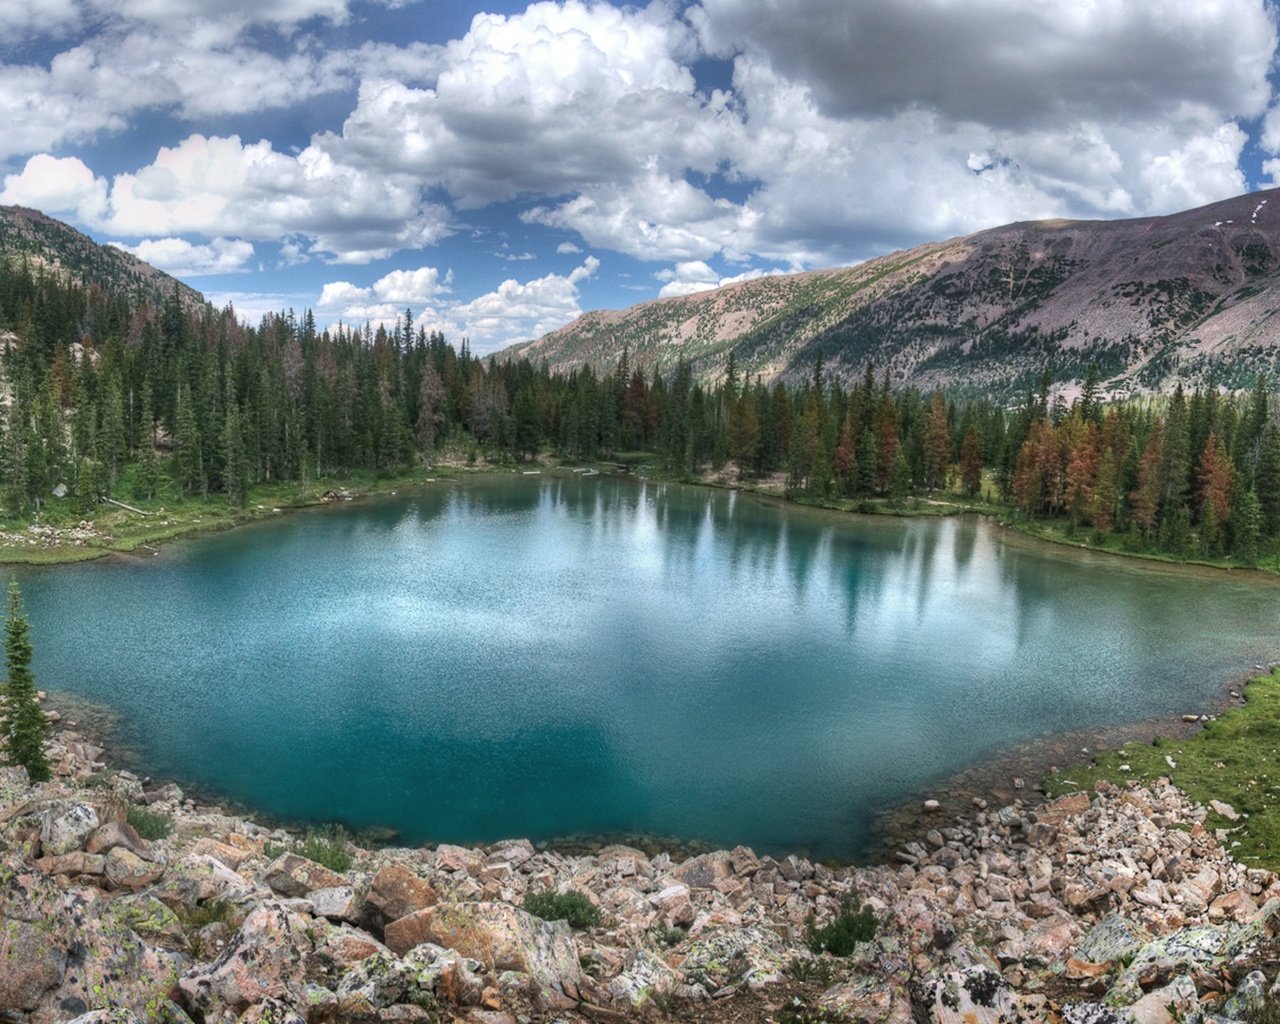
[0,205,205,311]
[510,189,1280,398]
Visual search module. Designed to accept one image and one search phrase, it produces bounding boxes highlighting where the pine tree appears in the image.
[959,425,983,498]
[1235,489,1263,566]
[923,389,950,491]
[1,579,48,782]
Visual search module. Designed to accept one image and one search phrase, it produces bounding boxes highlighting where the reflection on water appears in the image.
[18,475,1280,860]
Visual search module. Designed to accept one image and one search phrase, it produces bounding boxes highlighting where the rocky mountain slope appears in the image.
[0,205,205,312]
[512,189,1280,399]
[6,699,1280,1023]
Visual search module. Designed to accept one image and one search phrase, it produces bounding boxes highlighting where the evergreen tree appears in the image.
[0,579,48,781]
[1235,489,1263,566]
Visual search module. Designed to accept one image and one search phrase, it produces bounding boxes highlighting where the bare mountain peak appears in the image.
[0,205,206,312]
[514,188,1280,397]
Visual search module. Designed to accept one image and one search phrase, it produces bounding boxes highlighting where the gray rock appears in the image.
[1076,914,1155,964]
[41,802,100,856]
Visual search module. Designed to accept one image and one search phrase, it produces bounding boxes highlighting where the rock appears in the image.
[1209,799,1241,821]
[191,837,252,870]
[41,802,100,855]
[680,927,786,991]
[237,999,307,1024]
[33,850,106,877]
[0,918,67,1010]
[1076,914,1154,965]
[1209,889,1258,924]
[923,800,941,812]
[151,854,256,911]
[85,821,151,859]
[435,844,484,875]
[107,895,185,946]
[608,949,684,1008]
[310,885,360,922]
[649,883,695,928]
[819,975,913,1024]
[316,924,391,969]
[179,901,316,1017]
[917,965,1018,1024]
[263,852,347,898]
[1126,974,1197,1024]
[334,950,418,1012]
[385,902,582,1005]
[672,852,732,889]
[362,863,438,926]
[105,846,165,890]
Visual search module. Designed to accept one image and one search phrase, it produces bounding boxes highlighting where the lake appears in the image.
[18,475,1280,860]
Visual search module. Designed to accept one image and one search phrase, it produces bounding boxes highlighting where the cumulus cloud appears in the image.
[96,134,451,263]
[110,236,255,275]
[317,256,599,353]
[555,241,582,254]
[0,154,107,223]
[655,260,785,298]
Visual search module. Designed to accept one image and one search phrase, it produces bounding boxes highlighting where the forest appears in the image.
[0,261,1274,567]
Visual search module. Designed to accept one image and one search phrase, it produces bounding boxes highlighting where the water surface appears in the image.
[21,476,1280,859]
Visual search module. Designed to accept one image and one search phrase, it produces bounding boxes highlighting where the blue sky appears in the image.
[3,0,1279,353]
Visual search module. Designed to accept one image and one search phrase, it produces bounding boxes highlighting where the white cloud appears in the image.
[655,260,786,298]
[110,236,255,275]
[317,256,599,353]
[97,134,451,263]
[555,241,582,254]
[0,154,107,223]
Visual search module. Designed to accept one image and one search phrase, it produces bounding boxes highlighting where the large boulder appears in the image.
[40,802,100,856]
[384,902,582,1004]
[360,863,438,929]
[914,965,1020,1024]
[263,853,347,898]
[104,847,165,891]
[179,901,315,1017]
[0,918,66,1011]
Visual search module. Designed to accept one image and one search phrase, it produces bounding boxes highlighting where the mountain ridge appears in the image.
[0,205,206,312]
[509,189,1280,398]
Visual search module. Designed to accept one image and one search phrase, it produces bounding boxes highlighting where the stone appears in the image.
[310,885,360,922]
[179,901,316,1017]
[1126,974,1197,1024]
[1209,889,1258,924]
[33,851,106,877]
[607,949,683,1008]
[334,950,418,1011]
[237,999,307,1024]
[363,863,438,925]
[1076,915,1154,964]
[435,844,484,875]
[917,965,1019,1024]
[649,883,695,928]
[191,837,252,870]
[385,902,582,1003]
[1209,799,1240,821]
[680,927,786,991]
[107,895,185,946]
[317,925,391,969]
[819,975,914,1024]
[0,918,67,1010]
[672,851,733,889]
[85,821,151,860]
[105,846,165,890]
[263,852,347,898]
[40,802,100,856]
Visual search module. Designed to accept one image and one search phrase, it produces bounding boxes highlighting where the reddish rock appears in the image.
[262,852,346,897]
[364,863,438,924]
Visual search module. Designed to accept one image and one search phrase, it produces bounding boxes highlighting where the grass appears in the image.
[806,893,876,956]
[127,805,173,840]
[523,889,602,928]
[1044,667,1280,869]
[263,824,354,872]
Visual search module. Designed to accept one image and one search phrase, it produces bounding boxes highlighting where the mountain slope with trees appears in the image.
[511,189,1280,400]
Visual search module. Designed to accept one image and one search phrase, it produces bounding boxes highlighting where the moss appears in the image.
[1045,667,1280,869]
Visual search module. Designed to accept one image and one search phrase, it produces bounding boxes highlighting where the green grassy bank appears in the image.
[1044,667,1280,870]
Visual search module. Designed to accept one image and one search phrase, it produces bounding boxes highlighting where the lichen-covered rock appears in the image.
[40,802,99,856]
[0,918,67,1011]
[1076,915,1155,965]
[680,926,786,992]
[237,998,307,1024]
[361,863,438,928]
[385,902,582,1004]
[179,901,315,1017]
[262,853,346,898]
[85,821,151,860]
[150,854,257,911]
[104,847,164,890]
[107,894,185,946]
[334,950,418,1013]
[916,965,1020,1024]
[607,948,684,1008]
[818,974,914,1024]
[310,885,359,922]
[33,851,106,877]
[672,851,733,889]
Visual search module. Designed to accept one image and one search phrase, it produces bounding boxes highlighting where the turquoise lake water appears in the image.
[18,475,1280,859]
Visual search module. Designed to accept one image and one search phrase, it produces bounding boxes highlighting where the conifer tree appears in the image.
[1,579,48,782]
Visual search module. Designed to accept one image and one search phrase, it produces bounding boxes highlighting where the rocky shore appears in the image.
[6,712,1280,1023]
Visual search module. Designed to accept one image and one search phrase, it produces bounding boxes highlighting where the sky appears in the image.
[2,0,1280,355]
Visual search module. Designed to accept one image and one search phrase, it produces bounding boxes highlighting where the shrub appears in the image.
[524,889,601,928]
[127,805,174,840]
[295,825,352,872]
[806,893,876,956]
